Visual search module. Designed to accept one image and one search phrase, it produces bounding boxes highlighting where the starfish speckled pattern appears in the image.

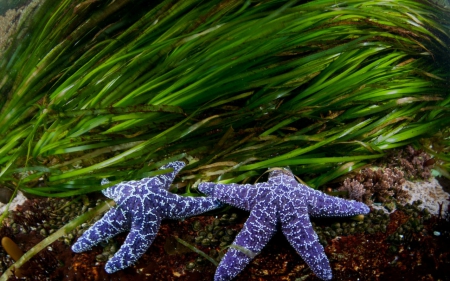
[199,168,370,281]
[72,161,220,273]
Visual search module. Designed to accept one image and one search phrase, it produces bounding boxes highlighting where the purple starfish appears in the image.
[72,161,220,273]
[199,168,370,281]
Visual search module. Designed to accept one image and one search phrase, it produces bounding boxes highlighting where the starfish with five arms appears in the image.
[72,161,220,273]
[199,168,370,281]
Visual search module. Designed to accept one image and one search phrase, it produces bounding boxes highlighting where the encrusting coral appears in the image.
[339,167,409,205]
[338,145,435,205]
[385,145,434,180]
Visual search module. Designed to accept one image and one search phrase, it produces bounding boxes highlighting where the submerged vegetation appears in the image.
[0,0,449,199]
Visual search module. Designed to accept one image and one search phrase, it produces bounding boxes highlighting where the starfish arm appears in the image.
[155,161,186,190]
[197,182,216,196]
[102,181,137,202]
[214,249,251,281]
[280,204,332,281]
[72,207,128,253]
[306,187,370,217]
[163,193,221,219]
[215,202,277,281]
[134,161,186,192]
[198,182,265,211]
[101,178,110,185]
[105,214,161,273]
[101,161,185,200]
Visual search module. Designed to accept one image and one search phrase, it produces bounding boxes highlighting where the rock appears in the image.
[402,178,449,216]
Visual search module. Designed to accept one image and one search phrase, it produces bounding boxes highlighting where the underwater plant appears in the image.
[0,0,448,198]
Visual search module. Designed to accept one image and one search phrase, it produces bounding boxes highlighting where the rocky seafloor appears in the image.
[0,175,448,281]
